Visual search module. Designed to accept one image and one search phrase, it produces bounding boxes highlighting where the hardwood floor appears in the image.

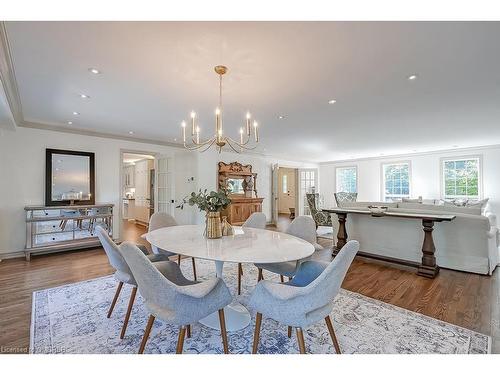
[0,218,498,353]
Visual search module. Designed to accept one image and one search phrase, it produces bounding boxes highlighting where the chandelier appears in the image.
[180,65,260,153]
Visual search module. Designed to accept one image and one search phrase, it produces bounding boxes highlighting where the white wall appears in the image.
[0,127,196,256]
[0,126,317,256]
[319,146,500,218]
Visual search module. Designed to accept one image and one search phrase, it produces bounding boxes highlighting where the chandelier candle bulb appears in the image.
[253,121,259,142]
[246,112,251,135]
[240,127,244,144]
[196,126,200,144]
[190,112,196,135]
[182,121,186,143]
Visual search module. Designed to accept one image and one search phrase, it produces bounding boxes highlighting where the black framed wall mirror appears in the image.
[45,149,95,206]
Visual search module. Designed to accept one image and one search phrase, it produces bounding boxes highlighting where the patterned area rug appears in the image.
[30,258,490,354]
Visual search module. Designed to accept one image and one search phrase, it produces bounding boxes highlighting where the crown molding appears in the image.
[0,21,23,127]
[21,119,185,148]
[318,143,500,165]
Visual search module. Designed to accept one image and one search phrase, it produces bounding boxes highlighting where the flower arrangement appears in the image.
[178,189,231,238]
[178,188,231,212]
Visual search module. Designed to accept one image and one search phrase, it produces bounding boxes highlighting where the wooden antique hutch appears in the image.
[218,161,264,225]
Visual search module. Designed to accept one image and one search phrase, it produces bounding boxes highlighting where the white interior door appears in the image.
[278,168,297,214]
[155,155,174,216]
[271,163,279,225]
[298,168,318,216]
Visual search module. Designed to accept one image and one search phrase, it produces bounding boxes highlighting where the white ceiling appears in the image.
[5,21,500,162]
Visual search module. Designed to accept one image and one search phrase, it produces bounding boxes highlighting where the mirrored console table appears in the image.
[24,203,114,261]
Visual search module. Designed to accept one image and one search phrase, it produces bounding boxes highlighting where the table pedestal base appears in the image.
[199,301,251,332]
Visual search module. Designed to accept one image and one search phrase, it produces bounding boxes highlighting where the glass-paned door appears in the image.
[155,155,174,216]
[298,168,318,215]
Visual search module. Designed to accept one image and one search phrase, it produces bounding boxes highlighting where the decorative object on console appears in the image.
[178,189,231,239]
[368,205,389,217]
[402,196,423,203]
[306,193,332,228]
[218,162,264,225]
[179,65,261,153]
[45,149,95,206]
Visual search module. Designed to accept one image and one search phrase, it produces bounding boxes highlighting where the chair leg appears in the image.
[237,263,242,295]
[296,327,306,354]
[252,312,262,354]
[120,286,137,339]
[280,275,284,283]
[177,254,181,265]
[176,326,187,354]
[218,309,229,354]
[191,257,197,281]
[107,281,123,318]
[186,324,191,338]
[138,315,155,354]
[257,268,263,282]
[287,326,292,338]
[325,315,341,354]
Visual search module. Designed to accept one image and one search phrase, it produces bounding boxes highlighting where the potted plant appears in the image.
[178,189,231,238]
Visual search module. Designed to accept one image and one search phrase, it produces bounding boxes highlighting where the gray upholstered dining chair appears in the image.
[250,240,359,354]
[95,226,169,339]
[118,242,233,354]
[237,212,267,295]
[148,212,198,281]
[254,216,324,283]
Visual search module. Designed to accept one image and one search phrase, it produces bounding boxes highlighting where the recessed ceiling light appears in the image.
[408,74,418,81]
[67,121,73,125]
[72,111,80,116]
[278,115,285,119]
[88,68,101,74]
[128,131,134,135]
[328,99,337,104]
[174,138,177,142]
[79,94,90,99]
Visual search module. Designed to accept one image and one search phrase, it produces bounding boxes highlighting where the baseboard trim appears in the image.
[0,250,25,260]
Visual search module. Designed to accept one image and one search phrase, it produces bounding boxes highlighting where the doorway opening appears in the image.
[277,167,298,227]
[272,165,318,226]
[120,151,156,246]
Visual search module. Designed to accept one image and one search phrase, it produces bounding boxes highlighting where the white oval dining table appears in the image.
[146,224,315,332]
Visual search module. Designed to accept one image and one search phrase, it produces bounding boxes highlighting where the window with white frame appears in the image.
[382,162,410,202]
[442,157,480,200]
[335,166,357,193]
[282,174,288,194]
